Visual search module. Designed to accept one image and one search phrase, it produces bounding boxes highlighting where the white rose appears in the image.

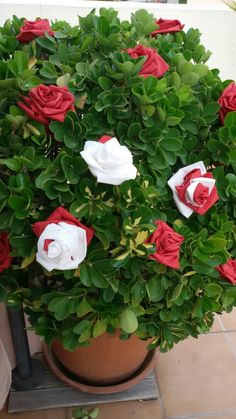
[36,222,87,271]
[80,137,137,185]
[168,161,216,218]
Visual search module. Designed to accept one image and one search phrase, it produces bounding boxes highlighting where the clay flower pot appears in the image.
[43,331,158,394]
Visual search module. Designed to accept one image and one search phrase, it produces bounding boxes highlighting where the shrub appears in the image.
[0,9,236,352]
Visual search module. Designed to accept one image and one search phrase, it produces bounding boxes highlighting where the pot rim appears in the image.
[43,342,159,394]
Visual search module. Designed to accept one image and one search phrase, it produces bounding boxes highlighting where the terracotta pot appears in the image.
[51,330,154,386]
[44,342,158,394]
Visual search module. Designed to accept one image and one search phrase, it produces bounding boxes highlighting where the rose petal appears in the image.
[80,137,137,185]
[151,18,184,36]
[16,18,54,43]
[99,135,112,144]
[18,84,75,125]
[36,222,87,271]
[127,45,169,78]
[147,220,184,269]
[218,82,236,124]
[33,206,94,245]
[216,259,236,284]
[168,161,209,218]
[0,232,12,273]
[185,177,215,207]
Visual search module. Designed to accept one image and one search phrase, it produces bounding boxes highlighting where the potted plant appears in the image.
[0,8,236,393]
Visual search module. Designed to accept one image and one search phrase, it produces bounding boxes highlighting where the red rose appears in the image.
[18,84,75,125]
[127,45,169,78]
[216,259,236,285]
[152,18,184,36]
[32,206,94,245]
[99,135,112,144]
[147,220,184,269]
[16,19,54,43]
[0,232,13,273]
[218,82,236,124]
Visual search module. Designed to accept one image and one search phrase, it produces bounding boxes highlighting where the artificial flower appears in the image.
[147,220,184,269]
[16,18,54,43]
[168,161,218,218]
[80,136,137,185]
[18,84,75,125]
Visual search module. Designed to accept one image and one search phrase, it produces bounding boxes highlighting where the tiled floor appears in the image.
[1,310,236,419]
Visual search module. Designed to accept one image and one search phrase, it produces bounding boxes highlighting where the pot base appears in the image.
[43,344,158,394]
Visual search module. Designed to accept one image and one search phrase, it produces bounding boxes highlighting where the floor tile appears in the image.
[218,308,236,331]
[0,405,66,419]
[223,332,236,356]
[209,314,222,333]
[196,415,236,419]
[66,400,163,419]
[155,333,236,417]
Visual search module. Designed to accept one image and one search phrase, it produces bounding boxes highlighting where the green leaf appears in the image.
[178,61,193,75]
[221,221,234,233]
[204,102,220,115]
[61,155,87,184]
[114,61,134,75]
[162,325,173,344]
[159,310,172,322]
[97,16,110,37]
[91,267,108,289]
[229,149,236,163]
[73,319,91,335]
[146,276,164,302]
[193,45,204,62]
[170,282,184,302]
[36,36,57,53]
[204,238,227,252]
[71,407,87,419]
[0,284,7,301]
[89,408,99,419]
[8,51,28,76]
[103,287,114,302]
[56,73,70,87]
[79,327,92,343]
[119,308,138,334]
[3,158,22,171]
[40,62,57,79]
[131,282,146,306]
[48,297,71,321]
[80,263,92,287]
[181,72,199,86]
[75,62,88,76]
[98,76,112,90]
[21,76,42,90]
[170,72,181,89]
[143,22,159,35]
[62,333,79,351]
[205,283,222,297]
[93,319,107,338]
[194,64,208,77]
[9,234,35,257]
[224,111,236,127]
[159,136,182,151]
[76,298,93,317]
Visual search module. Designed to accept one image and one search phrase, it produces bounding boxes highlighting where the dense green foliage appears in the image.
[0,9,236,352]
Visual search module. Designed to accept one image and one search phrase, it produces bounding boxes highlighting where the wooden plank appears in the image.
[8,373,158,413]
[10,365,68,391]
[9,352,159,413]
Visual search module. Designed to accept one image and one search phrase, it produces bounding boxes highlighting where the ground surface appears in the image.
[1,310,236,419]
